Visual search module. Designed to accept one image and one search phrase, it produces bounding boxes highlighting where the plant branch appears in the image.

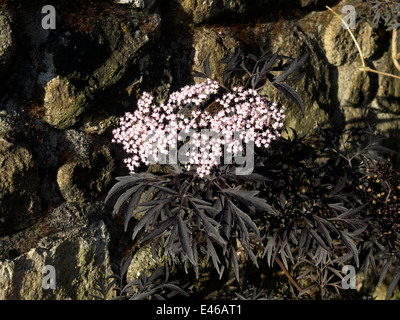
[274,256,304,294]
[252,240,304,294]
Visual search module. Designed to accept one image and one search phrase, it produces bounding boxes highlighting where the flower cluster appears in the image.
[112,79,286,177]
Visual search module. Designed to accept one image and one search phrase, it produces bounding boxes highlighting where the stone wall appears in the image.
[0,0,398,299]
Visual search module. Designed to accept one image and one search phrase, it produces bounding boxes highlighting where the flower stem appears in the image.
[274,256,304,294]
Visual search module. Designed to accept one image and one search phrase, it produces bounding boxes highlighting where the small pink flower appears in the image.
[112,79,285,175]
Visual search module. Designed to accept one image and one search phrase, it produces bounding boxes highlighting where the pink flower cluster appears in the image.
[112,79,286,177]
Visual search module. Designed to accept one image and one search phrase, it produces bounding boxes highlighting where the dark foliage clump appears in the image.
[98,49,400,300]
[356,0,400,31]
[92,258,190,300]
[100,125,399,300]
[195,48,308,116]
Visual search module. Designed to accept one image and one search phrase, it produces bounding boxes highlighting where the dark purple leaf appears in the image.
[230,248,240,282]
[310,228,331,252]
[386,266,400,300]
[113,184,142,216]
[340,231,359,267]
[231,203,260,238]
[177,216,196,265]
[378,259,393,287]
[131,203,164,241]
[140,217,175,243]
[272,81,305,117]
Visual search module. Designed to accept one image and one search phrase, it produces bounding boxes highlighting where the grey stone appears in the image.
[126,244,158,282]
[323,17,379,67]
[42,9,160,130]
[82,115,119,136]
[0,14,14,79]
[0,202,112,300]
[61,129,91,162]
[43,76,89,130]
[87,12,159,91]
[164,0,276,25]
[57,146,114,203]
[0,140,41,236]
[0,111,20,137]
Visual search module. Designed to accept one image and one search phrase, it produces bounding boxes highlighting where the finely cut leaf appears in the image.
[150,184,178,195]
[163,283,189,297]
[231,203,260,238]
[273,82,305,117]
[340,232,359,267]
[125,185,146,230]
[113,184,142,216]
[309,228,331,252]
[221,208,232,240]
[140,217,175,243]
[230,248,240,282]
[206,236,221,275]
[177,216,196,265]
[223,188,278,215]
[386,266,400,300]
[106,173,155,203]
[131,203,163,240]
[378,259,393,287]
[198,210,227,246]
[330,204,368,221]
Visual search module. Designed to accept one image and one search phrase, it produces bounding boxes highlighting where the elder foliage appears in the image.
[100,49,400,300]
[355,0,400,31]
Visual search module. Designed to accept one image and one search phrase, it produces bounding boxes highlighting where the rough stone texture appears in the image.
[61,129,91,162]
[169,0,248,25]
[82,114,119,136]
[368,50,400,165]
[321,2,400,166]
[84,12,159,92]
[42,8,160,130]
[260,23,332,136]
[190,19,332,136]
[188,2,399,140]
[0,202,112,300]
[57,146,114,203]
[374,50,400,114]
[43,76,89,130]
[324,19,379,67]
[0,140,41,236]
[192,27,239,85]
[126,244,158,282]
[165,0,335,25]
[0,0,399,300]
[0,111,22,138]
[0,14,14,79]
